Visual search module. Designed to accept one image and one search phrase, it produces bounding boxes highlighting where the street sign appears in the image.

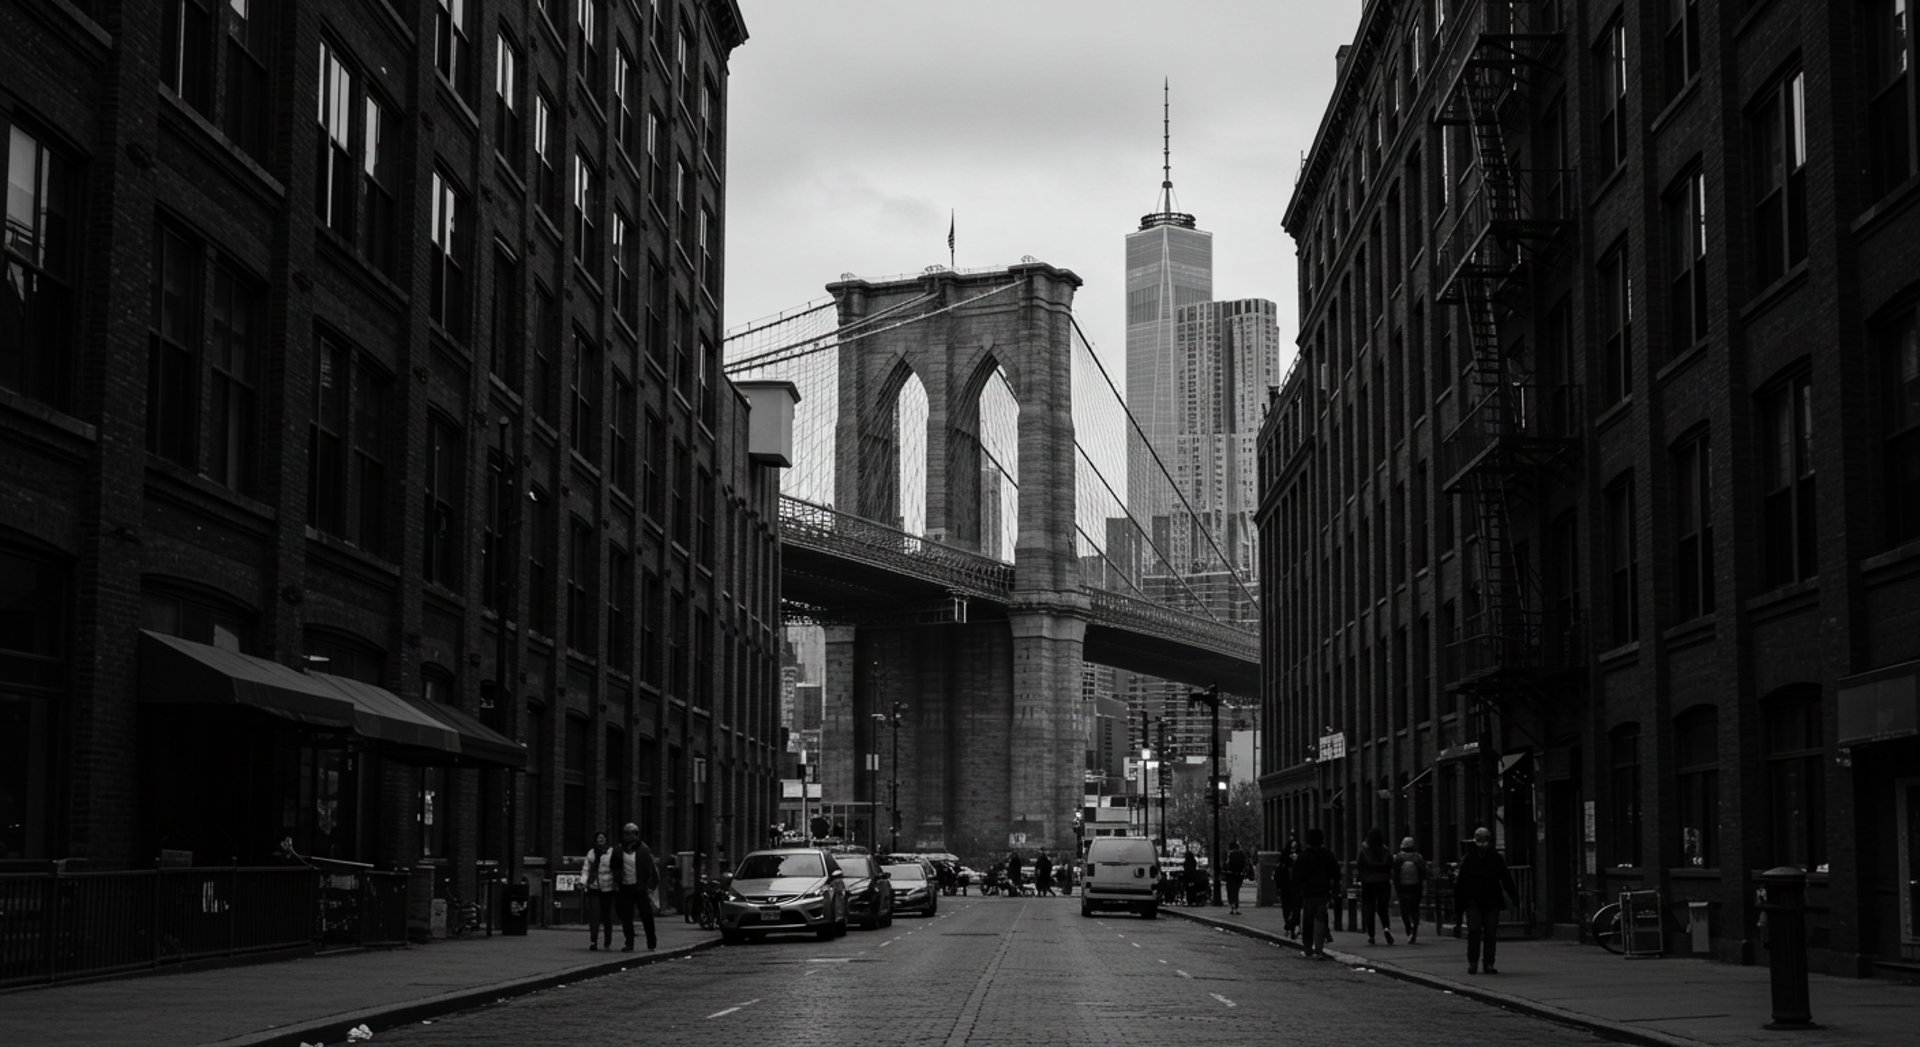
[1317,732,1347,761]
[1008,832,1027,846]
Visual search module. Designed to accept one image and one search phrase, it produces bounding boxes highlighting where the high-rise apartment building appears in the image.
[0,1,786,915]
[1171,298,1279,607]
[1260,0,1920,977]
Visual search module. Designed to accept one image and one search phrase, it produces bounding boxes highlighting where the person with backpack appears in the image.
[1355,827,1396,945]
[1291,828,1341,959]
[1223,840,1250,914]
[1392,836,1430,943]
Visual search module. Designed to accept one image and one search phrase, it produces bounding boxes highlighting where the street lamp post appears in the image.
[872,702,904,854]
[1187,683,1223,906]
[1155,717,1170,856]
[866,752,880,852]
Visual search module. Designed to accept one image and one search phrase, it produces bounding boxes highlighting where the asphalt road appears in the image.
[378,897,1608,1046]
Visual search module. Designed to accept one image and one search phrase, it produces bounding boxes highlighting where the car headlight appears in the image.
[725,887,748,903]
[908,887,927,898]
[798,883,825,899]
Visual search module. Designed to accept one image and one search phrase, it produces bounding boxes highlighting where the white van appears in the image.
[1079,836,1160,918]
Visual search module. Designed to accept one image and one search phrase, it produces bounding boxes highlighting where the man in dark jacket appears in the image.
[1453,826,1517,974]
[1033,852,1054,897]
[1291,828,1342,959]
[611,822,660,951]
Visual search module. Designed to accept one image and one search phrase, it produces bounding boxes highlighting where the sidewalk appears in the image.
[0,918,720,1047]
[1165,901,1920,1047]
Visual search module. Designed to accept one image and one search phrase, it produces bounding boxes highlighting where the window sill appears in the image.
[0,385,94,445]
[1733,0,1781,41]
[1852,173,1920,239]
[156,87,284,206]
[493,153,529,197]
[1648,75,1702,137]
[1592,394,1634,434]
[1739,262,1809,323]
[1743,577,1820,623]
[1661,613,1717,647]
[143,456,276,525]
[1667,867,1721,881]
[304,527,401,578]
[1861,538,1920,580]
[1597,640,1640,668]
[573,264,605,302]
[534,210,563,247]
[1588,163,1628,211]
[1655,339,1709,387]
[573,77,609,128]
[434,77,481,134]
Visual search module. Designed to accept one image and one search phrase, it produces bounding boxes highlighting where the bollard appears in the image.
[1757,866,1815,1029]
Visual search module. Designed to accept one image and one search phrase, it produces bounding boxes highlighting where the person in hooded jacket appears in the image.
[1392,836,1430,943]
[1453,826,1517,974]
[1355,827,1396,945]
[580,830,617,950]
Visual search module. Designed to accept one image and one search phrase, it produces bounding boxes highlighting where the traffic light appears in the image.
[1210,773,1229,806]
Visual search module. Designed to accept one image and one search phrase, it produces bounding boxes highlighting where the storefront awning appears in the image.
[140,630,356,730]
[1838,661,1920,746]
[140,631,524,768]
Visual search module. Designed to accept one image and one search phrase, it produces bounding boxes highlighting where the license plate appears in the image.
[758,907,781,921]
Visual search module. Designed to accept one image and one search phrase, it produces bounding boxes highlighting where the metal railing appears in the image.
[310,858,410,949]
[1084,589,1259,662]
[0,865,316,988]
[1444,610,1588,685]
[779,496,1015,599]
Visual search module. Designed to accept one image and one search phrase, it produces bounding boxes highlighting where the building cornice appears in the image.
[1282,0,1400,235]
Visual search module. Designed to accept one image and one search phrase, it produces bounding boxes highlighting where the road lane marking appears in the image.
[1157,959,1168,965]
[1175,969,1191,978]
[704,999,760,1020]
[1210,993,1236,1008]
[1131,941,1142,948]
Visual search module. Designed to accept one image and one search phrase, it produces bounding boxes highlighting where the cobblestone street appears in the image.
[377,898,1602,1046]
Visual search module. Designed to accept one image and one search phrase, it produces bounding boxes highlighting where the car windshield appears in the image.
[837,856,875,877]
[884,864,926,883]
[1092,840,1157,863]
[736,853,824,879]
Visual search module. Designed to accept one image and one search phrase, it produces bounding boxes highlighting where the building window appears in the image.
[576,0,602,90]
[424,413,461,590]
[1,120,77,412]
[1605,476,1638,647]
[1673,434,1715,621]
[641,568,661,683]
[1867,0,1916,201]
[534,88,558,218]
[1752,70,1808,287]
[571,330,599,464]
[563,713,588,856]
[674,156,692,246]
[430,171,471,340]
[148,225,199,468]
[316,40,355,238]
[363,93,399,278]
[669,591,687,697]
[698,205,717,292]
[604,726,626,830]
[495,31,522,167]
[533,282,558,424]
[1674,707,1718,868]
[1600,244,1632,404]
[647,107,666,204]
[223,0,272,161]
[482,443,508,613]
[607,543,631,671]
[1664,0,1700,100]
[1,548,67,859]
[162,0,214,114]
[1665,169,1708,353]
[1882,307,1920,546]
[696,467,714,567]
[615,43,638,156]
[307,334,391,556]
[612,208,637,327]
[491,245,522,390]
[567,516,596,655]
[528,485,553,635]
[1760,370,1816,588]
[208,266,261,494]
[675,24,692,100]
[610,370,634,495]
[671,440,690,550]
[672,296,692,401]
[646,255,668,369]
[574,152,601,273]
[701,74,718,159]
[1599,18,1629,173]
[434,0,473,101]
[1765,689,1826,870]
[698,334,715,424]
[1608,724,1642,867]
[644,410,666,522]
[524,701,547,853]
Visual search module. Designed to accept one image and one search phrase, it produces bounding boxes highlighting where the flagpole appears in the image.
[948,209,955,270]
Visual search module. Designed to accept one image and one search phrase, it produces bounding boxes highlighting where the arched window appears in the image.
[1764,687,1825,870]
[1674,706,1718,868]
[1,541,69,859]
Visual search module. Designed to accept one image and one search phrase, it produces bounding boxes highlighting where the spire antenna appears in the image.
[1139,77,1196,230]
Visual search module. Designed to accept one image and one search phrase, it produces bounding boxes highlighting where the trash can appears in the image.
[501,876,531,936]
[1688,900,1710,955]
[1256,852,1279,907]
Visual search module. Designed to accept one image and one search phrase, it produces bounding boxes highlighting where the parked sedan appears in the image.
[836,854,893,929]
[719,848,850,943]
[884,860,938,917]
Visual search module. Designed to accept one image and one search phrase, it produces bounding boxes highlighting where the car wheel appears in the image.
[1142,903,1158,919]
[1081,901,1094,918]
[881,911,893,928]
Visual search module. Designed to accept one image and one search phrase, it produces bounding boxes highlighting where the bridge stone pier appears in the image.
[817,263,1088,863]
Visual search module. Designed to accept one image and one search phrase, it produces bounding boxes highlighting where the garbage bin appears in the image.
[501,876,531,936]
[1256,852,1279,907]
[1688,900,1710,955]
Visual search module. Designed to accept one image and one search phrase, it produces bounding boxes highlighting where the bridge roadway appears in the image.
[778,497,1260,695]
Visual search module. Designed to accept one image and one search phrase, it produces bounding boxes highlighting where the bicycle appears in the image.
[687,878,725,930]
[1587,899,1624,953]
[445,890,485,938]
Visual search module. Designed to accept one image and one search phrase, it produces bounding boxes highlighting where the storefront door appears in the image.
[1900,778,1920,957]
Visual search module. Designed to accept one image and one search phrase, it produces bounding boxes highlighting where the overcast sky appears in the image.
[721,0,1364,384]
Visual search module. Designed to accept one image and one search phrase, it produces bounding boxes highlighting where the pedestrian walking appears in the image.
[1005,851,1024,895]
[1292,829,1341,958]
[1181,851,1199,906]
[611,822,659,952]
[1453,826,1517,974]
[1393,836,1429,943]
[1223,840,1250,913]
[1275,838,1301,936]
[580,831,617,950]
[1033,852,1054,897]
[1355,827,1395,945]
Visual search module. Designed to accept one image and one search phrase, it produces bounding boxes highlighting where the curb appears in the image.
[1163,909,1706,1047]
[217,938,725,1047]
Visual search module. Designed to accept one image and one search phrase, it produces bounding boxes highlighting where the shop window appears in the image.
[1765,689,1826,871]
[1674,706,1718,868]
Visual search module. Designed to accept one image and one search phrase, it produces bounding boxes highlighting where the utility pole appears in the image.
[872,702,905,854]
[1138,708,1149,838]
[495,416,522,890]
[1155,717,1170,856]
[1188,683,1223,906]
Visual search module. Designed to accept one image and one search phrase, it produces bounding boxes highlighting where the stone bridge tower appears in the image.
[817,262,1088,864]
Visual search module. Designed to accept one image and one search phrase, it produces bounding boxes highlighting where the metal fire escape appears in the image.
[1433,0,1578,705]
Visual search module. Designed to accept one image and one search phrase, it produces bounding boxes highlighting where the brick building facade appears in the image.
[1258,0,1920,976]
[0,0,789,902]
